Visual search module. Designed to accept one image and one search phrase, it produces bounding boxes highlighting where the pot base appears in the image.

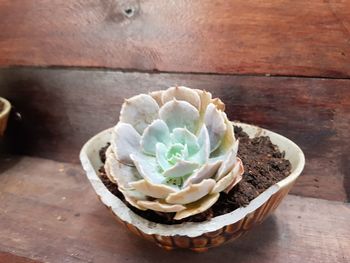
[113,183,293,251]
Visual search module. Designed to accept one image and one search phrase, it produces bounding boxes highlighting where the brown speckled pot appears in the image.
[80,122,305,252]
[112,183,292,252]
[0,97,11,137]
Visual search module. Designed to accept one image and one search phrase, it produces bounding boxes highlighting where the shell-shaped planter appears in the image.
[80,122,305,252]
[0,97,11,137]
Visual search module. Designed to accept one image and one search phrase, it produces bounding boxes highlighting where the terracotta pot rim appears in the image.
[0,97,11,119]
[80,122,305,237]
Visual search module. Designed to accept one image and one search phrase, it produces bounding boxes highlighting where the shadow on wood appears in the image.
[1,68,349,201]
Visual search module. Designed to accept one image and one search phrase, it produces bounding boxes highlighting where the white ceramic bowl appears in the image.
[0,97,11,136]
[80,122,305,251]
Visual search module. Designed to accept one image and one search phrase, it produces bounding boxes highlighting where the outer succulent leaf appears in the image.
[211,112,235,157]
[204,103,227,153]
[189,125,210,164]
[130,154,165,184]
[120,187,146,200]
[224,158,244,193]
[183,160,222,187]
[136,200,186,213]
[104,146,117,184]
[194,89,212,117]
[215,140,239,180]
[112,122,141,165]
[105,149,141,189]
[162,86,201,110]
[104,162,115,184]
[211,97,225,111]
[120,94,159,134]
[140,119,170,155]
[149,90,164,106]
[171,128,199,155]
[129,179,177,199]
[119,188,147,210]
[174,193,220,220]
[163,160,199,178]
[166,179,216,204]
[159,99,199,133]
[212,158,244,193]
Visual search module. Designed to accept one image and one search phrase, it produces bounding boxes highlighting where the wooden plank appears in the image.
[0,252,41,263]
[1,68,349,201]
[0,156,349,263]
[0,1,350,77]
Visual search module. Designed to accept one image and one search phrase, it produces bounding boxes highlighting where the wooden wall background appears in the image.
[0,0,350,77]
[0,0,349,202]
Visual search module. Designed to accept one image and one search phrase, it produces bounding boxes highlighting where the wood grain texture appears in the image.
[1,68,349,201]
[0,252,41,263]
[0,156,349,263]
[0,0,350,77]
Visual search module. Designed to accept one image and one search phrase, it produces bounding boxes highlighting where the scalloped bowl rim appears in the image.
[0,97,11,119]
[80,122,305,237]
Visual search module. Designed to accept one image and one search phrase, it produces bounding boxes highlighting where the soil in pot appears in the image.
[0,100,4,112]
[98,126,292,225]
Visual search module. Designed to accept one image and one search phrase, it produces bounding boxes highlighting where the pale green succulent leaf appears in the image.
[163,160,199,178]
[120,94,159,134]
[204,103,227,153]
[188,125,210,164]
[166,143,188,164]
[155,143,171,171]
[105,149,141,189]
[171,127,200,156]
[130,153,164,184]
[183,159,222,187]
[159,99,200,133]
[180,144,189,161]
[112,122,141,165]
[140,119,170,156]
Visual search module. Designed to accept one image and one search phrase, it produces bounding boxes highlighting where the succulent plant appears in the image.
[105,86,244,220]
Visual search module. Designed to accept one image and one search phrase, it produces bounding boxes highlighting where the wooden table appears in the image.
[0,156,349,263]
[0,1,349,262]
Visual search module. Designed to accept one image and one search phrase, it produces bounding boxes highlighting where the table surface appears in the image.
[0,156,349,263]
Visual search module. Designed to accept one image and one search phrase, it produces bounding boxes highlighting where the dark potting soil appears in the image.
[98,126,292,224]
[0,101,4,112]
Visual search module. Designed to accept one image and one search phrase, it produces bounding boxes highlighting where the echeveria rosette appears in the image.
[105,86,244,220]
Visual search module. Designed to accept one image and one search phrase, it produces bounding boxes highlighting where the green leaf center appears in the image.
[167,143,186,164]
